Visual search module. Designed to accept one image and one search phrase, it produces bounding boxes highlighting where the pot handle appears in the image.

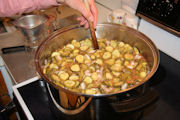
[46,83,92,115]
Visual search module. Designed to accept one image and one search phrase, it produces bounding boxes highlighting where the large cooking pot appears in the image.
[35,23,160,114]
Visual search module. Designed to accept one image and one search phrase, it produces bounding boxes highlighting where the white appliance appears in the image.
[0,56,14,98]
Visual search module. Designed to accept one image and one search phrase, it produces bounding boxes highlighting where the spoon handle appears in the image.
[83,0,99,49]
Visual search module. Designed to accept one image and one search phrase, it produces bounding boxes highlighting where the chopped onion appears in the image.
[121,83,128,90]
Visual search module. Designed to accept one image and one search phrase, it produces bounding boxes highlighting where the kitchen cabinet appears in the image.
[0,70,11,106]
[0,70,17,120]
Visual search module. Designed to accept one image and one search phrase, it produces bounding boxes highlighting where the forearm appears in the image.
[0,0,58,17]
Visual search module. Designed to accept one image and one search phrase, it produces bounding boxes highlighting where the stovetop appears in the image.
[13,51,180,120]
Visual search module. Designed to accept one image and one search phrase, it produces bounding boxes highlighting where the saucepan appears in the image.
[35,23,160,114]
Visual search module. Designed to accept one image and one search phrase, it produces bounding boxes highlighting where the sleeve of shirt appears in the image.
[0,0,58,17]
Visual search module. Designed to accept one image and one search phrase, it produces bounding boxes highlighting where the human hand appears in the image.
[58,0,98,28]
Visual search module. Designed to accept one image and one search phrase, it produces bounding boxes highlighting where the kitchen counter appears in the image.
[0,31,24,54]
[1,51,38,84]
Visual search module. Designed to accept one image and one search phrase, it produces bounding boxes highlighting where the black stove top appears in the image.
[13,51,180,120]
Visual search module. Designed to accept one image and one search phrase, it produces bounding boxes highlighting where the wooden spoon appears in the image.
[83,0,99,49]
